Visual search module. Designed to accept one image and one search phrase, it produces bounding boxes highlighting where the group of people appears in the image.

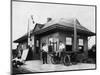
[41,41,65,64]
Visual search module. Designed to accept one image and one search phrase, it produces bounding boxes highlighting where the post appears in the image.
[27,18,30,47]
[73,18,77,51]
[83,37,88,58]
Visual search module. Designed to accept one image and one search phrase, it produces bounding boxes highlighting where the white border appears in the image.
[0,0,99,75]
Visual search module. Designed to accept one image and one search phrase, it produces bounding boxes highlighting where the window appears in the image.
[36,40,39,47]
[78,39,83,53]
[66,37,72,51]
[66,37,72,45]
[79,39,83,46]
[49,37,53,45]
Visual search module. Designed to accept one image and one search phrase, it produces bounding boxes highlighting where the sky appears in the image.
[12,1,96,49]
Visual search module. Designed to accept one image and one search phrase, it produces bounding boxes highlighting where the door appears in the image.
[34,36,41,60]
[48,37,59,52]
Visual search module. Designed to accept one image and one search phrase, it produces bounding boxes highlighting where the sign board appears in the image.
[21,49,29,60]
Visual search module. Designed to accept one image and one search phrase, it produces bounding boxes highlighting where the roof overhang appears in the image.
[33,24,96,36]
[13,34,28,43]
[14,24,96,43]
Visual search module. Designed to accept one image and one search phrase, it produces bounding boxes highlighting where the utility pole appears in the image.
[27,15,36,48]
[27,18,30,47]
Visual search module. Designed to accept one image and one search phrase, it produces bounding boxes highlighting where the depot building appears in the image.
[13,18,95,60]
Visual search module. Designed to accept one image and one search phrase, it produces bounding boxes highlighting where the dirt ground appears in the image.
[12,60,95,74]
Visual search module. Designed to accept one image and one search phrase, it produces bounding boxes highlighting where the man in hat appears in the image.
[41,43,48,64]
[57,41,65,58]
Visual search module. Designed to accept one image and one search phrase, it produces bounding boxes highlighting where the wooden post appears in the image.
[83,37,88,57]
[73,18,77,51]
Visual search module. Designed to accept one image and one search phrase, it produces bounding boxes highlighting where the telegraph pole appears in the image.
[27,15,36,48]
[27,18,30,47]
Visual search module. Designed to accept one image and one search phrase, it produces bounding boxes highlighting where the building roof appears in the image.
[34,18,94,34]
[14,18,95,43]
[14,23,44,43]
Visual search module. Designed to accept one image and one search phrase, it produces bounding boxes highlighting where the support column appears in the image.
[72,37,74,51]
[72,37,78,51]
[73,18,77,51]
[76,38,79,51]
[83,37,88,57]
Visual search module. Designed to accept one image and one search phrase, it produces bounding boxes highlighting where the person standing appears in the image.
[41,43,48,64]
[57,41,65,58]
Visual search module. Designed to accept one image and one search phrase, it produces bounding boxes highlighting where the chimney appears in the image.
[47,17,52,22]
